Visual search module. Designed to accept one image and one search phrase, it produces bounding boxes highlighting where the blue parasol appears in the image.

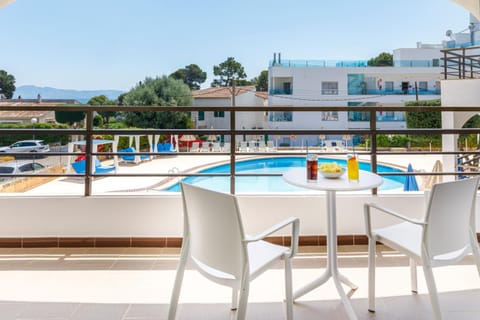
[403,163,419,191]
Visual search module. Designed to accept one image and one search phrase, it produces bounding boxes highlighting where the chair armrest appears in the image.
[244,216,300,257]
[364,202,425,238]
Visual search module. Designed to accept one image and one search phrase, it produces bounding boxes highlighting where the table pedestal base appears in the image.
[293,190,359,320]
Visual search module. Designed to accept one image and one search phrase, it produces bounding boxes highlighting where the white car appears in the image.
[0,140,50,153]
[0,161,46,181]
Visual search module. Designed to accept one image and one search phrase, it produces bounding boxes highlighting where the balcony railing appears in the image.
[269,59,443,68]
[442,46,480,79]
[0,104,480,196]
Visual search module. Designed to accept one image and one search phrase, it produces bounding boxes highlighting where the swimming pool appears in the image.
[163,157,405,193]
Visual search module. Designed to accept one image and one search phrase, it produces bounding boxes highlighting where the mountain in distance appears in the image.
[14,85,125,104]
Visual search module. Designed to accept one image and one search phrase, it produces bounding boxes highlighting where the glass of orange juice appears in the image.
[347,154,359,182]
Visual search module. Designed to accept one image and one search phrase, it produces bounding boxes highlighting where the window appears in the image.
[321,112,338,121]
[283,82,292,94]
[385,81,394,92]
[348,111,370,121]
[418,81,428,91]
[322,82,338,95]
[198,111,205,121]
[214,111,225,118]
[269,112,292,122]
[432,59,440,67]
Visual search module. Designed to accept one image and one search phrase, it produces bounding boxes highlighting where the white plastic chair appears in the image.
[190,141,200,152]
[364,177,480,320]
[212,142,221,152]
[222,142,231,153]
[169,183,300,320]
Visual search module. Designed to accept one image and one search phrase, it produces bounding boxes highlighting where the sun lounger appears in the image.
[200,143,210,152]
[190,142,200,152]
[239,141,248,152]
[212,142,221,152]
[71,159,115,174]
[222,142,231,153]
[266,140,276,151]
[119,147,150,163]
[157,142,176,153]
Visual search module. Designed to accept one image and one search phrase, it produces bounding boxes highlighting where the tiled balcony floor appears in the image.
[0,245,478,320]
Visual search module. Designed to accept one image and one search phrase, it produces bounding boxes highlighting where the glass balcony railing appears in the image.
[350,89,441,95]
[269,89,292,95]
[269,59,443,68]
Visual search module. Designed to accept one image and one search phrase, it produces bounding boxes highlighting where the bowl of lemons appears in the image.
[319,162,345,179]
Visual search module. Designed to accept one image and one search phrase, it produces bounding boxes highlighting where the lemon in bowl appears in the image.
[319,162,345,179]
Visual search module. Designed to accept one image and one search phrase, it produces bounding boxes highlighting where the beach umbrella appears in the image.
[424,160,443,190]
[403,163,419,191]
[207,126,217,142]
[180,135,196,152]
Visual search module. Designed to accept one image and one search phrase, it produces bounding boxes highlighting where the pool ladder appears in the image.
[168,167,180,183]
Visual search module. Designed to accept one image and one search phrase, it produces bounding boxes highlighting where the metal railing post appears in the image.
[84,110,93,196]
[230,80,236,194]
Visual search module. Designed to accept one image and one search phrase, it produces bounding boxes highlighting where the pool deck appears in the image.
[22,152,442,196]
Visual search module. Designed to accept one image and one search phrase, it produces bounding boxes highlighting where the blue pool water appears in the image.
[163,157,405,193]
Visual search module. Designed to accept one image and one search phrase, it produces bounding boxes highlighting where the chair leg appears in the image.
[168,245,189,320]
[236,276,250,320]
[470,230,480,276]
[422,263,442,320]
[231,288,238,310]
[410,258,418,293]
[368,238,376,312]
[284,256,293,320]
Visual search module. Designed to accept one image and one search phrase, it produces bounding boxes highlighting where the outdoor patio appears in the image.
[0,245,478,320]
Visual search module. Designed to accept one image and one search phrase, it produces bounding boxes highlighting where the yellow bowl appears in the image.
[319,168,345,179]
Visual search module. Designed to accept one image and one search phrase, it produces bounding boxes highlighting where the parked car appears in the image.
[0,140,50,154]
[0,161,46,181]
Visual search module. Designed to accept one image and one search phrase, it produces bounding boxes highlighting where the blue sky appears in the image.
[0,0,471,91]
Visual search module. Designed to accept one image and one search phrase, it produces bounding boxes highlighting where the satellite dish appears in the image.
[446,30,453,37]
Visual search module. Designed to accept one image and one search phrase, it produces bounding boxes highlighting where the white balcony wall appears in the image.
[1,193,477,238]
[441,78,480,177]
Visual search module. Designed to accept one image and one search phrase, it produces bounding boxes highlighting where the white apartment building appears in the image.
[268,49,443,147]
[192,86,268,142]
[267,10,480,147]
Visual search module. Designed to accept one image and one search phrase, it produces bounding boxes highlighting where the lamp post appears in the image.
[31,117,38,140]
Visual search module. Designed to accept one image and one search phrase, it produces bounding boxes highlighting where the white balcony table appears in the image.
[283,168,383,320]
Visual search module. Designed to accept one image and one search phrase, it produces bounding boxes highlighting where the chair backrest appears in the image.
[71,159,86,173]
[424,177,479,260]
[191,142,199,151]
[180,183,247,279]
[223,142,231,152]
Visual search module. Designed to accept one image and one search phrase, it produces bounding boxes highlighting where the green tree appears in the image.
[252,70,268,91]
[55,107,86,127]
[123,76,193,129]
[117,93,128,106]
[0,70,16,99]
[367,52,393,66]
[405,99,441,128]
[170,64,207,90]
[405,99,442,149]
[211,57,247,87]
[87,94,117,126]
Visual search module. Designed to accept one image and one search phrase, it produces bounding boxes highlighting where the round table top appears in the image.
[283,167,383,192]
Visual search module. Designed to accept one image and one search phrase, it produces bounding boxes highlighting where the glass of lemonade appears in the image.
[347,154,359,182]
